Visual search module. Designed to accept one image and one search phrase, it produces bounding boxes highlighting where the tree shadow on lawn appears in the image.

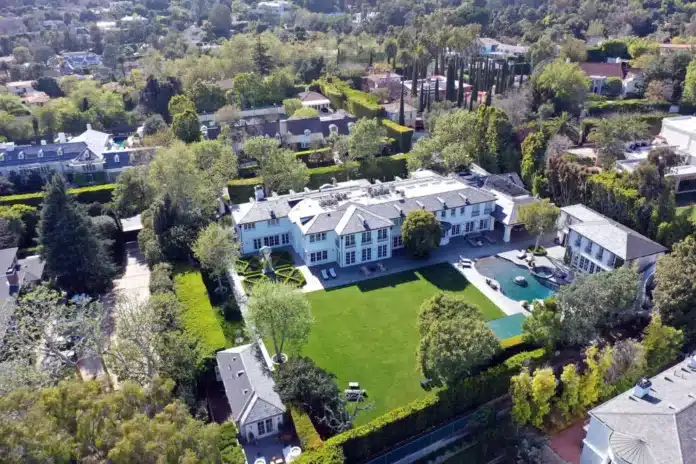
[418,263,472,293]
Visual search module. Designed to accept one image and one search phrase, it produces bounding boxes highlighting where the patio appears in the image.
[242,435,301,464]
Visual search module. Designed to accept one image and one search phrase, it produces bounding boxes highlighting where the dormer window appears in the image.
[303,129,311,136]
[17,151,24,160]
[329,124,338,134]
[57,148,63,156]
[114,154,120,163]
[0,154,5,161]
[38,149,43,158]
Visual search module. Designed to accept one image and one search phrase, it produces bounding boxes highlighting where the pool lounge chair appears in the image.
[329,267,337,278]
[377,262,387,271]
[321,269,329,280]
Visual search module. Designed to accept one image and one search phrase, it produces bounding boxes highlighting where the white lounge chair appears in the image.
[321,269,329,280]
[329,268,337,278]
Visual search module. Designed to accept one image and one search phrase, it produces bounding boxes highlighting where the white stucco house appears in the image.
[216,344,286,442]
[581,356,696,464]
[558,204,666,275]
[231,170,500,268]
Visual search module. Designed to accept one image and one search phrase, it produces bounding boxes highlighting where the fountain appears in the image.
[514,276,528,286]
[260,246,275,278]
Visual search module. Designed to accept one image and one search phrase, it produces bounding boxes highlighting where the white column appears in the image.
[503,225,512,243]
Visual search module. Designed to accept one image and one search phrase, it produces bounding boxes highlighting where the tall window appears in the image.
[258,420,266,435]
[253,238,262,250]
[345,234,356,247]
[479,219,489,230]
[440,210,446,218]
[243,223,255,231]
[362,248,372,261]
[452,224,461,235]
[361,231,372,244]
[345,250,356,264]
[392,235,403,248]
[265,418,273,433]
[471,204,480,217]
[282,233,289,245]
[449,208,455,217]
[377,228,388,241]
[377,244,387,258]
[459,206,465,215]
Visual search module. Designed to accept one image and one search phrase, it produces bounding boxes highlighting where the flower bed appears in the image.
[242,267,307,294]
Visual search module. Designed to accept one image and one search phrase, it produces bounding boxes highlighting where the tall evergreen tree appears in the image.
[457,64,465,108]
[253,36,273,75]
[434,78,440,102]
[38,175,116,294]
[470,76,478,111]
[446,61,456,102]
[399,81,406,126]
[419,81,426,113]
[411,62,418,97]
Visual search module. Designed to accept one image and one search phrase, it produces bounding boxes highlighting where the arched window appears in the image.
[38,149,44,158]
[329,124,338,134]
[114,154,120,164]
[17,151,24,160]
[304,129,311,136]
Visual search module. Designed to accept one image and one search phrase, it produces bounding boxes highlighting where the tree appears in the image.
[38,175,116,294]
[168,94,197,118]
[346,117,386,166]
[579,345,613,407]
[556,266,639,346]
[33,77,64,98]
[510,368,533,426]
[142,114,168,136]
[532,59,589,116]
[398,81,406,126]
[522,299,563,349]
[643,314,684,373]
[401,210,441,258]
[253,36,273,75]
[208,3,232,38]
[283,98,303,117]
[12,46,32,64]
[246,281,313,363]
[518,199,559,253]
[418,293,482,336]
[560,37,588,62]
[215,104,240,125]
[530,368,556,428]
[683,58,696,105]
[187,80,227,114]
[521,130,547,191]
[556,364,581,422]
[602,77,623,98]
[193,224,237,293]
[111,166,153,217]
[653,236,696,339]
[139,76,183,123]
[292,107,320,119]
[172,109,201,143]
[191,140,239,194]
[418,313,500,384]
[589,116,649,167]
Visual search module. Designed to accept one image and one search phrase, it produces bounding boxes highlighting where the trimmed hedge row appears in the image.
[294,443,345,464]
[319,79,383,119]
[295,147,333,167]
[218,422,246,464]
[320,348,548,463]
[584,99,671,117]
[241,267,306,294]
[0,183,117,207]
[382,119,414,153]
[291,407,324,451]
[173,265,228,359]
[227,154,409,204]
[580,113,679,144]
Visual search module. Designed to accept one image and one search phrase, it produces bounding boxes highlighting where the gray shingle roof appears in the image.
[305,205,351,234]
[365,188,496,221]
[235,199,292,225]
[336,205,393,235]
[0,142,91,168]
[590,358,696,464]
[216,344,286,426]
[569,220,666,260]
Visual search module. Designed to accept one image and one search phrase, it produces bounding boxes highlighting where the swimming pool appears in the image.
[475,256,557,302]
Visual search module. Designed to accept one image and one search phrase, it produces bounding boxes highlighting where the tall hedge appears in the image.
[382,119,414,153]
[584,99,671,117]
[227,154,408,204]
[319,348,547,463]
[319,78,382,119]
[291,407,323,451]
[0,183,117,207]
[218,422,245,464]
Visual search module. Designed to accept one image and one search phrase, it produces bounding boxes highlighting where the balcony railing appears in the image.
[362,239,372,245]
[584,246,592,254]
[345,242,356,248]
[377,236,388,242]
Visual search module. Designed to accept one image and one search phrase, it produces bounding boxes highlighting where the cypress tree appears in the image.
[457,64,465,108]
[446,61,456,102]
[470,69,478,111]
[399,81,405,126]
[434,53,439,75]
[412,62,418,97]
[38,174,116,294]
[434,78,440,102]
[419,81,426,113]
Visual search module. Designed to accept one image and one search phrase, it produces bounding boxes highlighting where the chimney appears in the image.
[57,132,66,143]
[633,378,652,398]
[5,260,19,295]
[86,123,92,131]
[254,185,265,201]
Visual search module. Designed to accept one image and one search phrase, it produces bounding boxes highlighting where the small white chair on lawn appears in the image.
[321,269,329,280]
[329,268,337,279]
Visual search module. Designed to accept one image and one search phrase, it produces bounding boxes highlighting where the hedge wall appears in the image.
[295,147,333,167]
[227,154,408,204]
[322,348,547,463]
[319,78,383,119]
[584,99,671,117]
[218,422,245,464]
[173,265,227,360]
[291,407,324,451]
[382,119,414,153]
[0,183,117,207]
[580,113,679,144]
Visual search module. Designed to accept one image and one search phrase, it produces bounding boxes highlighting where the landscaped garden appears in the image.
[297,263,506,425]
[236,250,306,294]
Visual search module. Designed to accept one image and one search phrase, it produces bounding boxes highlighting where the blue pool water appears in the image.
[475,257,557,301]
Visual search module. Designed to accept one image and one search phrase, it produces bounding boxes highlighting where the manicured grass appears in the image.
[173,265,228,359]
[298,263,505,425]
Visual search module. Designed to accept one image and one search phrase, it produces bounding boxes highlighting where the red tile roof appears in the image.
[578,62,626,79]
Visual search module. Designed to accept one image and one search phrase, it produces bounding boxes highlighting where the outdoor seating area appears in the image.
[459,255,473,268]
[359,262,389,277]
[320,267,339,280]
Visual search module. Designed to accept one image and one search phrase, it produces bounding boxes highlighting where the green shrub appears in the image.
[173,265,228,359]
[584,99,671,117]
[0,183,117,207]
[294,443,345,464]
[150,262,174,294]
[500,335,524,349]
[218,422,245,464]
[318,77,382,119]
[324,348,547,463]
[291,407,323,451]
[382,119,414,153]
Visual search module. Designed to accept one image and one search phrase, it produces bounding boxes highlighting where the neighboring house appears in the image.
[616,116,696,194]
[56,52,103,73]
[0,17,27,37]
[658,42,696,54]
[403,75,470,102]
[361,72,402,95]
[478,38,528,58]
[0,247,45,342]
[557,204,666,274]
[580,357,696,464]
[6,80,37,96]
[22,91,50,107]
[255,0,292,16]
[382,101,417,127]
[216,344,286,442]
[297,90,331,111]
[0,126,147,181]
[578,62,632,95]
[231,170,497,267]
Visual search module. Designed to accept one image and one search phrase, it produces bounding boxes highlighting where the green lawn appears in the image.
[298,263,505,425]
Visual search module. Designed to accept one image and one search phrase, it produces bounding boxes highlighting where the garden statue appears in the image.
[260,246,274,276]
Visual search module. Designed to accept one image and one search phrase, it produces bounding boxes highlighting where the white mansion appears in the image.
[231,170,540,268]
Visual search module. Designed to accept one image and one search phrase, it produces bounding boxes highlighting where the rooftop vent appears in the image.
[416,200,424,209]
[243,389,249,395]
[436,196,446,207]
[688,353,696,371]
[237,370,244,377]
[633,378,652,398]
